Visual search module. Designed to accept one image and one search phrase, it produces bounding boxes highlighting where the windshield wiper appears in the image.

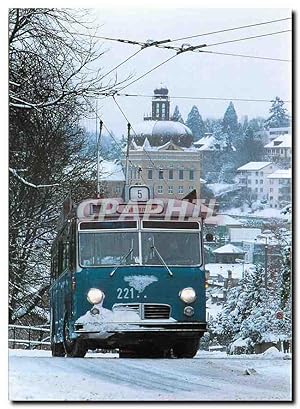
[110,248,134,277]
[150,244,173,277]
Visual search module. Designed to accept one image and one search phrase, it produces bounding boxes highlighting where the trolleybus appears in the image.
[50,187,211,358]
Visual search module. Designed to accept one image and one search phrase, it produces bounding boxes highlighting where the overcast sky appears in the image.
[82,8,291,137]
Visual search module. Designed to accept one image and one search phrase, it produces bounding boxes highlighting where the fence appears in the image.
[8,324,51,350]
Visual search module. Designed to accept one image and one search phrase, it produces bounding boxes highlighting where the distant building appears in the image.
[237,161,278,201]
[267,168,292,208]
[193,133,236,175]
[126,86,201,198]
[255,126,290,144]
[213,243,246,264]
[264,134,292,162]
[267,126,291,142]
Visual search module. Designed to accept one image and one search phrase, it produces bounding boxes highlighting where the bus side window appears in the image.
[62,240,70,272]
[58,241,63,275]
[51,251,58,281]
[69,223,76,271]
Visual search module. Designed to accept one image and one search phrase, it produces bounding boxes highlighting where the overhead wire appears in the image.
[95,113,149,186]
[113,93,291,103]
[169,16,291,42]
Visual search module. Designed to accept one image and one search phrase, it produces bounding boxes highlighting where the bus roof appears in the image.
[76,197,216,222]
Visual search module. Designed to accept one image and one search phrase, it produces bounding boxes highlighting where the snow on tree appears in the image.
[186,105,205,140]
[235,124,265,166]
[222,102,241,146]
[9,8,123,325]
[265,97,290,128]
[171,105,184,123]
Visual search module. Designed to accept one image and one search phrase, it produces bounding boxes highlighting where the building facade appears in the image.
[264,134,292,163]
[267,168,292,208]
[237,161,278,201]
[126,86,201,198]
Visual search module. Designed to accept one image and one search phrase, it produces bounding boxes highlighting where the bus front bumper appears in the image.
[74,321,207,339]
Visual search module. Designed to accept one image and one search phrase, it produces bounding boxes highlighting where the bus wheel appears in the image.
[63,317,87,358]
[173,339,199,359]
[51,341,65,357]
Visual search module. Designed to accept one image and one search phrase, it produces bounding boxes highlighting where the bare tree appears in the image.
[9,8,124,324]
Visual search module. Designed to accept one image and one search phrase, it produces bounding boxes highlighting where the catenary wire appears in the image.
[113,93,291,103]
[96,114,149,186]
[170,17,291,42]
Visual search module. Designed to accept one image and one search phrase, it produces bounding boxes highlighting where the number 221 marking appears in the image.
[117,287,135,299]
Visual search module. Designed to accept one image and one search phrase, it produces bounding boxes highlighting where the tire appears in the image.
[50,307,65,357]
[173,339,199,358]
[51,341,65,357]
[63,316,87,358]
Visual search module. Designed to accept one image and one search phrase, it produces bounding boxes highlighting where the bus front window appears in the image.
[142,232,201,266]
[79,232,139,266]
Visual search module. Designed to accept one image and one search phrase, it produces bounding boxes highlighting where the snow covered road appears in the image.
[9,349,292,401]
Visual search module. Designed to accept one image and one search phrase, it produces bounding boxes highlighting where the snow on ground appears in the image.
[226,207,284,219]
[9,349,292,401]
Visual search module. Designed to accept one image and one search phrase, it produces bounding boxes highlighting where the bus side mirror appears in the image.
[205,233,214,242]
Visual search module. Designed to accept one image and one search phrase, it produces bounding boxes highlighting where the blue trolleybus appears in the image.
[50,187,209,358]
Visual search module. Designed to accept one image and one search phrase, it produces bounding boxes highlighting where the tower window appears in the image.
[179,170,184,180]
[148,169,153,180]
[169,169,173,180]
[189,170,194,180]
[159,170,164,179]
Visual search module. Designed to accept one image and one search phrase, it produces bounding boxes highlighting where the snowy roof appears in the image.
[237,162,272,171]
[205,214,242,226]
[264,134,292,148]
[98,160,125,181]
[206,183,240,197]
[130,139,198,152]
[205,263,255,280]
[131,120,193,138]
[269,126,290,133]
[267,168,291,179]
[194,134,236,152]
[213,244,245,254]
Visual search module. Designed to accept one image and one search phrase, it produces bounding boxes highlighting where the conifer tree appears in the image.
[265,97,290,128]
[171,105,184,123]
[186,105,205,140]
[222,101,240,145]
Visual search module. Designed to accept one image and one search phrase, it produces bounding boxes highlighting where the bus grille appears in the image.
[112,304,171,320]
[143,304,171,319]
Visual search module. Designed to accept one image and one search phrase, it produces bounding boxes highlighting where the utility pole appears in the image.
[264,239,268,289]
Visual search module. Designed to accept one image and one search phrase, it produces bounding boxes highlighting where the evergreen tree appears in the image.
[171,105,184,123]
[235,125,265,166]
[186,105,205,140]
[222,102,240,145]
[265,97,290,128]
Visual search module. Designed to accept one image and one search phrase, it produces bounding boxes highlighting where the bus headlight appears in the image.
[179,287,196,304]
[87,288,104,305]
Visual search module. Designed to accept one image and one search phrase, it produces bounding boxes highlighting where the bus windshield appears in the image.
[142,232,201,266]
[79,232,139,266]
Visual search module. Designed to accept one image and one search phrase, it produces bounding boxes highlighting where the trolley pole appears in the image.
[125,123,131,187]
[96,120,103,198]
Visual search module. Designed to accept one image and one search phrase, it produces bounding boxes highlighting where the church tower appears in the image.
[152,85,170,121]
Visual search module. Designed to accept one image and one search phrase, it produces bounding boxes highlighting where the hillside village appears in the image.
[94,87,292,353]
